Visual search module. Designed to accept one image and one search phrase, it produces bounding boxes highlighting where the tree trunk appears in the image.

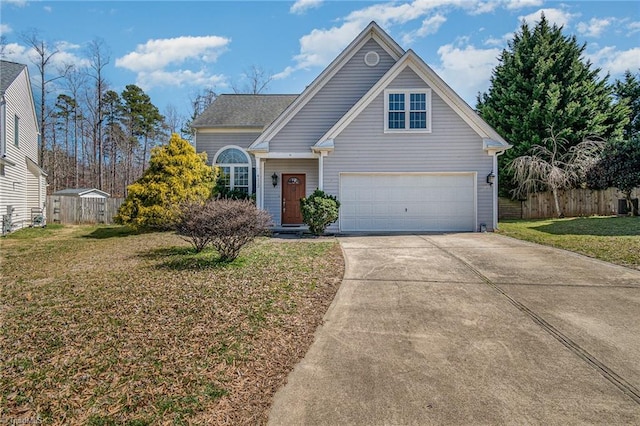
[625,191,637,216]
[552,188,564,218]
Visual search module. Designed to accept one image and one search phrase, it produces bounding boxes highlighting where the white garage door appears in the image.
[340,173,476,232]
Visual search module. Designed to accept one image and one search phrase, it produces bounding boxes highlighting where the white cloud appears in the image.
[434,43,501,104]
[506,0,543,10]
[3,0,28,6]
[402,14,447,45]
[274,20,365,78]
[135,69,227,91]
[577,18,613,38]
[290,0,323,15]
[0,24,12,34]
[471,1,500,15]
[115,36,231,90]
[116,35,230,72]
[43,6,52,13]
[627,21,640,36]
[484,32,513,47]
[277,0,481,79]
[588,46,640,75]
[519,8,578,28]
[1,41,89,70]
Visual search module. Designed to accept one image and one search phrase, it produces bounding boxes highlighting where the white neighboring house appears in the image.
[52,188,110,199]
[1,60,47,234]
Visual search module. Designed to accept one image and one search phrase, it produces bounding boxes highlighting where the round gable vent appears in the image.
[364,51,380,67]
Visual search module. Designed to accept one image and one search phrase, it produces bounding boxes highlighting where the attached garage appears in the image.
[339,173,476,232]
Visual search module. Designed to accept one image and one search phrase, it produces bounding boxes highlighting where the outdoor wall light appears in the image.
[271,172,278,187]
[486,171,495,186]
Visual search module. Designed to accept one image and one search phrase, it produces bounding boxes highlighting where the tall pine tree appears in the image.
[477,15,629,195]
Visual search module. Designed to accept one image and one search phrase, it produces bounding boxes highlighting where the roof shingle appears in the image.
[0,60,27,94]
[191,94,298,128]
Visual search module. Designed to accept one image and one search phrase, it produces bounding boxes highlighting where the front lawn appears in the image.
[498,216,640,269]
[0,225,344,424]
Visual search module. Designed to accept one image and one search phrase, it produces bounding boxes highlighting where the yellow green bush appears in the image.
[115,133,216,229]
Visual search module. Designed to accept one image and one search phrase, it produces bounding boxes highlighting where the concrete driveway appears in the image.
[268,233,640,425]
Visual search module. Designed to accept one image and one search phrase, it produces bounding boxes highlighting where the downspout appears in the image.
[493,150,506,230]
[318,152,325,191]
[0,94,6,158]
[255,156,262,209]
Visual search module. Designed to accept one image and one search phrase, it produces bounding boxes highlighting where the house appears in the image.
[193,22,510,232]
[1,60,47,234]
[52,188,110,199]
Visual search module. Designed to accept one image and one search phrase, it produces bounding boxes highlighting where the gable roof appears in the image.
[0,60,27,94]
[53,188,110,197]
[192,94,298,129]
[314,49,510,151]
[248,21,404,152]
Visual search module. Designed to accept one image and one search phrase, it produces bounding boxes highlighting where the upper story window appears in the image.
[384,89,431,133]
[214,146,251,194]
[14,115,19,147]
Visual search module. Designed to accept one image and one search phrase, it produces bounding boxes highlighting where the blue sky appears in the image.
[1,0,638,122]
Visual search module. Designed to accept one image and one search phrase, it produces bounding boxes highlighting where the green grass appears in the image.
[498,216,640,268]
[1,225,344,424]
[2,223,64,239]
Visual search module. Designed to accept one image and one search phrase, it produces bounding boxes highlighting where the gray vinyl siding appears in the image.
[262,159,318,226]
[195,132,258,167]
[324,67,494,231]
[269,39,396,152]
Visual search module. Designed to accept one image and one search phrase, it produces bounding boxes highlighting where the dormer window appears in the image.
[384,89,431,132]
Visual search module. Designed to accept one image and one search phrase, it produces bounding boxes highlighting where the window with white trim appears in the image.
[384,89,431,132]
[214,146,251,194]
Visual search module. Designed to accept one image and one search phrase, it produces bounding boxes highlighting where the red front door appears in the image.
[282,174,305,225]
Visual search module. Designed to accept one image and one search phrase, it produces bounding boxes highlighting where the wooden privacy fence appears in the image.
[46,196,125,224]
[500,187,640,220]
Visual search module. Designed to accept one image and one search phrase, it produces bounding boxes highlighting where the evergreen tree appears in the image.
[115,133,216,229]
[587,137,640,215]
[477,15,629,195]
[613,70,640,140]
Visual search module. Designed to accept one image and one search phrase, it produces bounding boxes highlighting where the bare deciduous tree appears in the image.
[21,30,72,165]
[163,104,183,135]
[85,38,110,190]
[232,65,273,94]
[0,35,9,57]
[62,65,87,187]
[509,129,604,218]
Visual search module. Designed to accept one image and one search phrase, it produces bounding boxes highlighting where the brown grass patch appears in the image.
[1,225,344,424]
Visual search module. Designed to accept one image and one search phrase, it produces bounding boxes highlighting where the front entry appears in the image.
[282,173,306,225]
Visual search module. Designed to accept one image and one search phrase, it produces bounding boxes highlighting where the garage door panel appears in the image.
[340,173,475,232]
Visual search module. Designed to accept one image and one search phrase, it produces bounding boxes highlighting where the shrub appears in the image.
[214,171,254,201]
[115,133,216,230]
[300,189,340,236]
[174,201,214,252]
[175,199,272,261]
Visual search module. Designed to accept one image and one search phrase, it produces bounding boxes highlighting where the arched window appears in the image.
[214,146,251,194]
